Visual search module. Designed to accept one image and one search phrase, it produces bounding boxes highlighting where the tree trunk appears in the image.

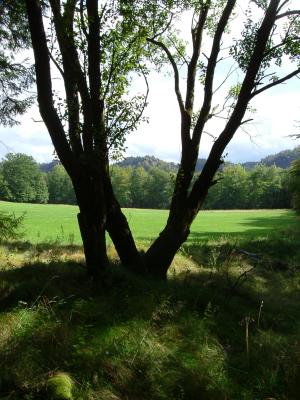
[105,178,145,274]
[145,204,200,278]
[77,207,108,279]
[72,171,108,279]
[145,224,189,278]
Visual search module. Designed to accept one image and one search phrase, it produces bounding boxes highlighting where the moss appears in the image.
[47,372,73,400]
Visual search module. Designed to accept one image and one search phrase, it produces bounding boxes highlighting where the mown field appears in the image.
[0,200,297,244]
[1,201,300,400]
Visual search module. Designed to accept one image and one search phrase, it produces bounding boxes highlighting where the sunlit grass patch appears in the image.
[0,201,297,245]
[0,206,299,399]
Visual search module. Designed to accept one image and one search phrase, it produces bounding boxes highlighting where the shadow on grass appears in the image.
[1,246,300,399]
[189,211,298,241]
[185,213,300,268]
[0,239,83,254]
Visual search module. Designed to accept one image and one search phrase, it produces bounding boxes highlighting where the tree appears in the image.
[290,158,300,213]
[1,153,49,203]
[248,164,290,209]
[110,166,132,208]
[0,0,34,126]
[24,0,300,279]
[208,165,248,209]
[129,166,149,209]
[143,0,300,276]
[24,0,171,278]
[47,164,77,204]
[144,167,173,209]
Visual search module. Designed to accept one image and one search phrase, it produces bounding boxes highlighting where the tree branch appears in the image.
[276,10,300,19]
[49,50,64,78]
[185,4,210,113]
[250,68,300,98]
[25,0,75,172]
[189,0,283,210]
[192,0,237,145]
[146,37,185,116]
[49,0,83,157]
[87,0,106,152]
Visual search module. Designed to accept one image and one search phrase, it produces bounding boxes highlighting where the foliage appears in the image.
[47,165,76,205]
[42,147,300,174]
[110,166,132,207]
[0,151,294,209]
[0,0,34,126]
[0,211,23,241]
[0,153,49,203]
[111,163,291,210]
[289,157,300,213]
[205,164,290,210]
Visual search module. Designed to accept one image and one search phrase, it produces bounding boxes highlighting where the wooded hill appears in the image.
[39,146,299,173]
[114,147,300,172]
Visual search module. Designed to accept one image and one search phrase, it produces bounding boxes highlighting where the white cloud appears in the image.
[0,105,53,162]
[1,1,299,164]
[125,70,300,163]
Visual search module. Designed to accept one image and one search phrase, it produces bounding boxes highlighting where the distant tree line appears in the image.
[289,158,300,213]
[0,153,298,211]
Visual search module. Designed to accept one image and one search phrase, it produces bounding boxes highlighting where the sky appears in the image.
[0,1,299,164]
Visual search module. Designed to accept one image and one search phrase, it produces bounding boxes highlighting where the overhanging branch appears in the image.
[276,10,300,19]
[250,68,300,98]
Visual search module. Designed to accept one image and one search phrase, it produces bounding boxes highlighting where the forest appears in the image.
[0,149,299,210]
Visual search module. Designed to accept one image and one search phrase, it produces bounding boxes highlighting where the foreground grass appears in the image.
[1,216,300,399]
[0,200,297,245]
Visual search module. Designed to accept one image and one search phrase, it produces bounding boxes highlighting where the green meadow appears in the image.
[1,201,300,399]
[0,200,297,245]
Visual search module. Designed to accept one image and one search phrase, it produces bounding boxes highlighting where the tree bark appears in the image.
[145,196,204,278]
[72,170,108,278]
[105,177,145,274]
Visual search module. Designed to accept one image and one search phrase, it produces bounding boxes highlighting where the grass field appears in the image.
[0,200,297,245]
[1,201,300,399]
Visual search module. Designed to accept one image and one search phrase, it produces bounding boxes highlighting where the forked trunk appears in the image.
[105,177,145,273]
[145,223,190,278]
[144,205,201,278]
[107,201,145,274]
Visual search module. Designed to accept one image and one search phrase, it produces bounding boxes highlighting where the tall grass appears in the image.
[1,214,300,399]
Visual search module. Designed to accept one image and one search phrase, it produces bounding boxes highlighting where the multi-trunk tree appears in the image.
[24,0,300,278]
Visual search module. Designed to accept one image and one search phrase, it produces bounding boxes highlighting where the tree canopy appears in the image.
[22,0,300,278]
[0,153,48,203]
[0,0,34,126]
[289,157,300,213]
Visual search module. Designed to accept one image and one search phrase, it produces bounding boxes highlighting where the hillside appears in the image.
[259,146,300,168]
[115,155,178,172]
[39,146,300,172]
[40,159,60,172]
